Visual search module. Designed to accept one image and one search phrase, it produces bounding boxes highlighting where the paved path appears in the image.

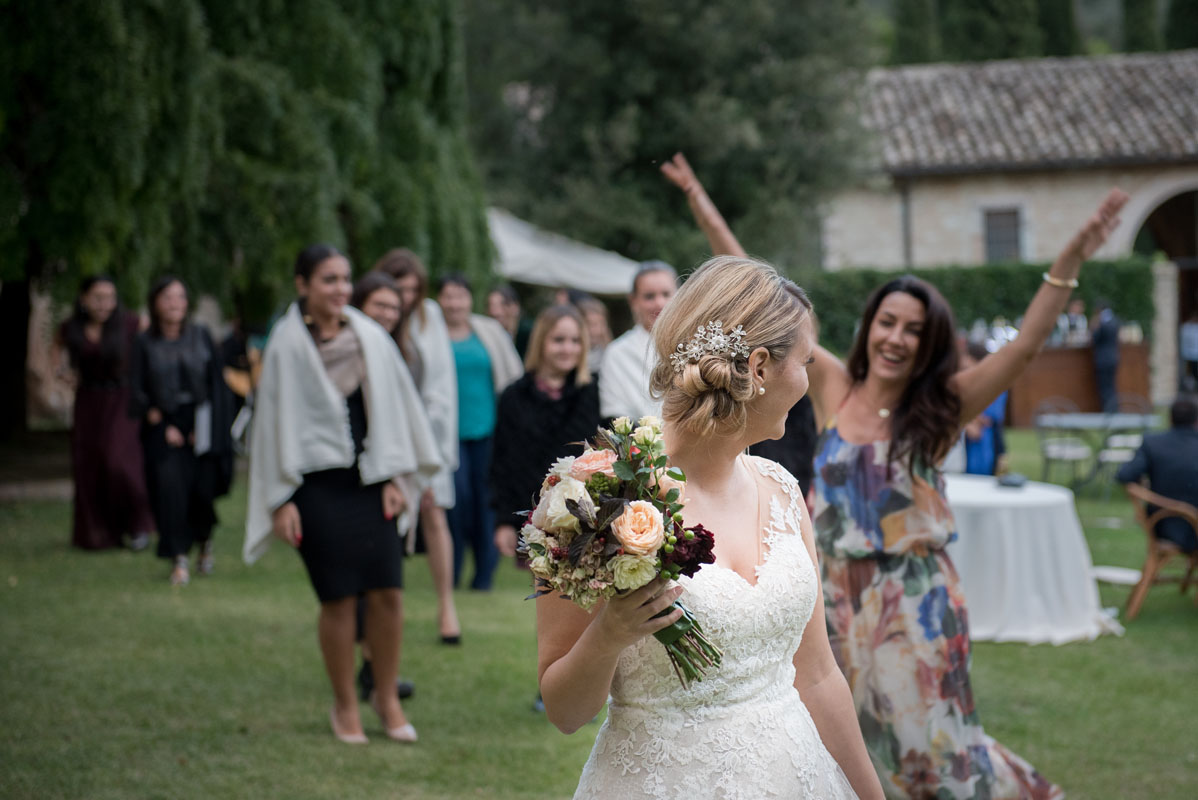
[0,479,72,503]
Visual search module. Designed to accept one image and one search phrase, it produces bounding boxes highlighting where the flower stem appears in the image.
[651,600,723,688]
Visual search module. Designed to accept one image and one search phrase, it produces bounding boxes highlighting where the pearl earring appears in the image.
[757,385,766,396]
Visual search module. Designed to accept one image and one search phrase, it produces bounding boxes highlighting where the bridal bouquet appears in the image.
[521,415,722,687]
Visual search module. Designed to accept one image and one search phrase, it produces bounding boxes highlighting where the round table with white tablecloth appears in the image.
[944,473,1124,644]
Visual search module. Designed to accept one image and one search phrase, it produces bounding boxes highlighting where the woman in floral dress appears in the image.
[809,279,1061,799]
[662,151,1127,797]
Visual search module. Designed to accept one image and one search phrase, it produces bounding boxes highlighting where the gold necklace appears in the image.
[853,387,893,419]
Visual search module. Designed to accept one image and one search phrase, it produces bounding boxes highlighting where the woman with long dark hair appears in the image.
[373,249,462,642]
[246,245,442,744]
[130,277,232,585]
[56,276,155,550]
[663,152,1126,797]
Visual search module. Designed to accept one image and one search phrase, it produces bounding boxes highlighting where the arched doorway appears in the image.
[1133,189,1198,392]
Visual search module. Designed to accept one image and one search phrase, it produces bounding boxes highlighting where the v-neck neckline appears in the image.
[699,455,776,589]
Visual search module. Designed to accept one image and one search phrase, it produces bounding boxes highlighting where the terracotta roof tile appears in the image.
[865,50,1198,176]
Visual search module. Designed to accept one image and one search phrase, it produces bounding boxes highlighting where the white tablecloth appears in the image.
[944,474,1123,645]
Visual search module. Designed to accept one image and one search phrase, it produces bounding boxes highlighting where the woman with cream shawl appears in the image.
[245,244,442,744]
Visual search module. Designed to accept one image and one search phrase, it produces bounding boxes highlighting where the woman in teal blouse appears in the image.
[437,273,522,590]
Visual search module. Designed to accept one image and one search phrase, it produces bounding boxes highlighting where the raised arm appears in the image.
[807,345,852,431]
[951,188,1128,422]
[662,153,852,422]
[660,153,747,258]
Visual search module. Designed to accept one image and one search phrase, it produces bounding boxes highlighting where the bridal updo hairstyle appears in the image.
[650,255,812,438]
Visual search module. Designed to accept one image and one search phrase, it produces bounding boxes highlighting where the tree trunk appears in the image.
[0,277,31,440]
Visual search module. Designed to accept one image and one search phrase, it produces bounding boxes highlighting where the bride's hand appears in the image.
[593,577,684,651]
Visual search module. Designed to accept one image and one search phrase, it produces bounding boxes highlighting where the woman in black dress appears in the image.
[490,305,602,558]
[130,277,232,584]
[246,245,441,744]
[57,276,155,550]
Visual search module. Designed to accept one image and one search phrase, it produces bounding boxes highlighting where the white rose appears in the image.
[528,555,551,576]
[611,554,659,591]
[548,456,576,481]
[632,425,658,449]
[611,416,633,435]
[520,523,547,549]
[531,477,592,533]
[637,415,662,433]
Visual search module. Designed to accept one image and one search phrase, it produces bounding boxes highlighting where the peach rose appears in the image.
[610,500,666,556]
[569,449,618,482]
[651,472,687,504]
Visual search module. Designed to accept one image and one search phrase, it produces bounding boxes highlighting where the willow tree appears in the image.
[0,1,210,437]
[195,0,490,317]
[0,0,489,436]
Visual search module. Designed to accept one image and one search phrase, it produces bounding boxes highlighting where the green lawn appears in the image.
[1,433,1195,799]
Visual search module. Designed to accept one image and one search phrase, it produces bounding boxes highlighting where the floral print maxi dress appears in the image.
[813,423,1062,800]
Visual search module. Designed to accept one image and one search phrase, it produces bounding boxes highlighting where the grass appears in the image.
[1,432,1195,798]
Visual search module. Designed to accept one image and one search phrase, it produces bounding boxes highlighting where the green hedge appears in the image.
[793,257,1155,354]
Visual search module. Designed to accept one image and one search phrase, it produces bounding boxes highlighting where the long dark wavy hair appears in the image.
[61,276,126,374]
[846,275,960,473]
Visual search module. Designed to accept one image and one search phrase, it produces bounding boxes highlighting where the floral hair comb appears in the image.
[669,320,750,373]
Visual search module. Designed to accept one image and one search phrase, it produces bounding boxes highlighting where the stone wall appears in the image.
[822,164,1198,270]
[1151,260,1179,406]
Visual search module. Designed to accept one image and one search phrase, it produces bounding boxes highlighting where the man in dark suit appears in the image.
[1117,396,1198,552]
[1090,301,1121,412]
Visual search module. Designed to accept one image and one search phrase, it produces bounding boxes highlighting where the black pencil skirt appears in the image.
[292,467,403,603]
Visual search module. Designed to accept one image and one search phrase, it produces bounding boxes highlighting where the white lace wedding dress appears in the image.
[574,456,859,799]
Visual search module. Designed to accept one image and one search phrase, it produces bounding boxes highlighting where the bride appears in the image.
[537,257,884,799]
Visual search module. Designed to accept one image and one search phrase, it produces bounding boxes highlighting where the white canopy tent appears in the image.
[487,207,639,296]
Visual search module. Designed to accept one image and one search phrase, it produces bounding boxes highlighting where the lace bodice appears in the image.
[574,455,857,799]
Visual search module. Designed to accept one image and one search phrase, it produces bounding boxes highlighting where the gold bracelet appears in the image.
[1042,272,1079,289]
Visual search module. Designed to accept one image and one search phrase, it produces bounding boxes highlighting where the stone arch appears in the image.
[1106,170,1198,256]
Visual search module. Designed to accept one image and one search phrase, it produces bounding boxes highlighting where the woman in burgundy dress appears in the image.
[57,276,155,550]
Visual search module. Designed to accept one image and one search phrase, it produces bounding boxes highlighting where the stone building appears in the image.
[822,50,1198,402]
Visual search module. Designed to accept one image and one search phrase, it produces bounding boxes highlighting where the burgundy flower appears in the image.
[665,522,716,577]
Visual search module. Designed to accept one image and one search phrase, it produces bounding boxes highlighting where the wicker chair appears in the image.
[1123,483,1198,620]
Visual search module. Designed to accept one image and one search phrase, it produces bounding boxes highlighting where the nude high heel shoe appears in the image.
[369,693,418,743]
[329,708,368,745]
